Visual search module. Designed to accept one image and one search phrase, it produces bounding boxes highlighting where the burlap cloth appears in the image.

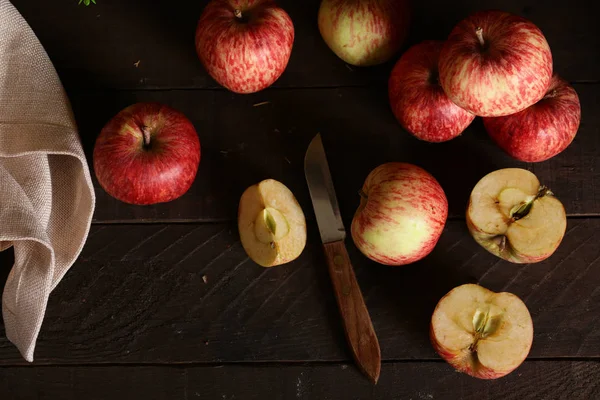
[0,0,96,361]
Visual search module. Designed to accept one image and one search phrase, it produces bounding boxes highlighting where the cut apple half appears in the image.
[238,179,307,267]
[430,283,533,379]
[466,168,567,263]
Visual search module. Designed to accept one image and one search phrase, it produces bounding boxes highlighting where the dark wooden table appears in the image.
[1,0,599,399]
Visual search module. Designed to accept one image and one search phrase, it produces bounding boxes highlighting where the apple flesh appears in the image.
[430,283,533,379]
[483,75,581,162]
[195,0,294,94]
[438,10,553,117]
[351,162,448,266]
[238,179,306,267]
[467,168,566,263]
[388,40,475,142]
[93,102,201,205]
[317,0,410,67]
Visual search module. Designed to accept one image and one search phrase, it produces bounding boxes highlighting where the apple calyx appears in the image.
[543,89,559,99]
[510,185,552,221]
[475,27,485,47]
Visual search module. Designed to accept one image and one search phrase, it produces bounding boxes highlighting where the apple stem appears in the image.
[142,126,151,147]
[475,27,485,47]
[358,189,368,200]
[537,185,552,198]
[234,9,242,19]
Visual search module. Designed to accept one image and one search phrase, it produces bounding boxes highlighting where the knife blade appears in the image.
[304,133,381,384]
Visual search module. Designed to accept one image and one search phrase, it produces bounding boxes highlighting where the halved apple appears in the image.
[238,179,306,267]
[430,283,533,379]
[466,168,567,263]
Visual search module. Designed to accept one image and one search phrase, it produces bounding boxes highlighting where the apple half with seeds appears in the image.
[430,283,534,379]
[238,179,306,267]
[466,168,566,264]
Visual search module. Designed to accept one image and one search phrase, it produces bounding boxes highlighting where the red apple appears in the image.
[93,103,201,205]
[318,0,410,67]
[388,40,475,142]
[483,75,581,162]
[195,0,294,94]
[351,162,448,266]
[438,10,553,117]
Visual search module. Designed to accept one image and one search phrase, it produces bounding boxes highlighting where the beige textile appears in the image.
[0,0,95,361]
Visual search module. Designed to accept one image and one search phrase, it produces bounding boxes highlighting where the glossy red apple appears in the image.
[318,0,410,67]
[438,10,553,117]
[93,103,201,205]
[388,40,475,142]
[195,0,294,94]
[483,75,581,162]
[351,162,448,266]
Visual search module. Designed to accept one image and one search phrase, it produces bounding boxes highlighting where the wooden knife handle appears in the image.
[323,240,381,384]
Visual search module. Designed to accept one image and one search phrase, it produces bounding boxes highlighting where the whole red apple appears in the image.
[388,40,475,142]
[93,103,201,205]
[195,0,294,94]
[438,10,553,117]
[318,0,410,67]
[351,162,448,266]
[483,75,581,162]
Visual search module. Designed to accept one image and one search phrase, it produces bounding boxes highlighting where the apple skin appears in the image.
[93,103,201,205]
[195,0,294,94]
[438,10,553,117]
[429,323,506,379]
[483,75,581,162]
[317,0,410,67]
[388,40,476,142]
[351,162,448,266]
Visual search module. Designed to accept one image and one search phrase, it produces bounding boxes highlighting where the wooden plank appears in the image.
[1,219,599,364]
[1,361,599,399]
[10,0,599,91]
[68,84,600,223]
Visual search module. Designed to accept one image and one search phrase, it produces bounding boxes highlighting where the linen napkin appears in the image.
[0,0,95,361]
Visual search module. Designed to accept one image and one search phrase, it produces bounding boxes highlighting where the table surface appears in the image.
[1,0,599,399]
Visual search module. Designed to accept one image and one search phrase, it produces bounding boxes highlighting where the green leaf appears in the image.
[78,0,97,6]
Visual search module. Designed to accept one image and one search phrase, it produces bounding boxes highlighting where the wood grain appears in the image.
[10,0,599,91]
[1,219,599,365]
[67,84,599,223]
[323,240,380,383]
[1,361,599,399]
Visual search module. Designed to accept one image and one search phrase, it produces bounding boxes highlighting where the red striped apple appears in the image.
[351,162,448,266]
[430,284,533,379]
[483,75,581,162]
[93,103,201,205]
[388,40,475,142]
[466,168,566,263]
[238,179,306,267]
[195,0,294,94]
[317,0,410,67]
[438,10,553,117]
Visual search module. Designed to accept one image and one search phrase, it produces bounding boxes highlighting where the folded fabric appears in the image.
[0,0,96,361]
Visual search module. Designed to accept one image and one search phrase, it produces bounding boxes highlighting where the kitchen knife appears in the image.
[304,133,381,384]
